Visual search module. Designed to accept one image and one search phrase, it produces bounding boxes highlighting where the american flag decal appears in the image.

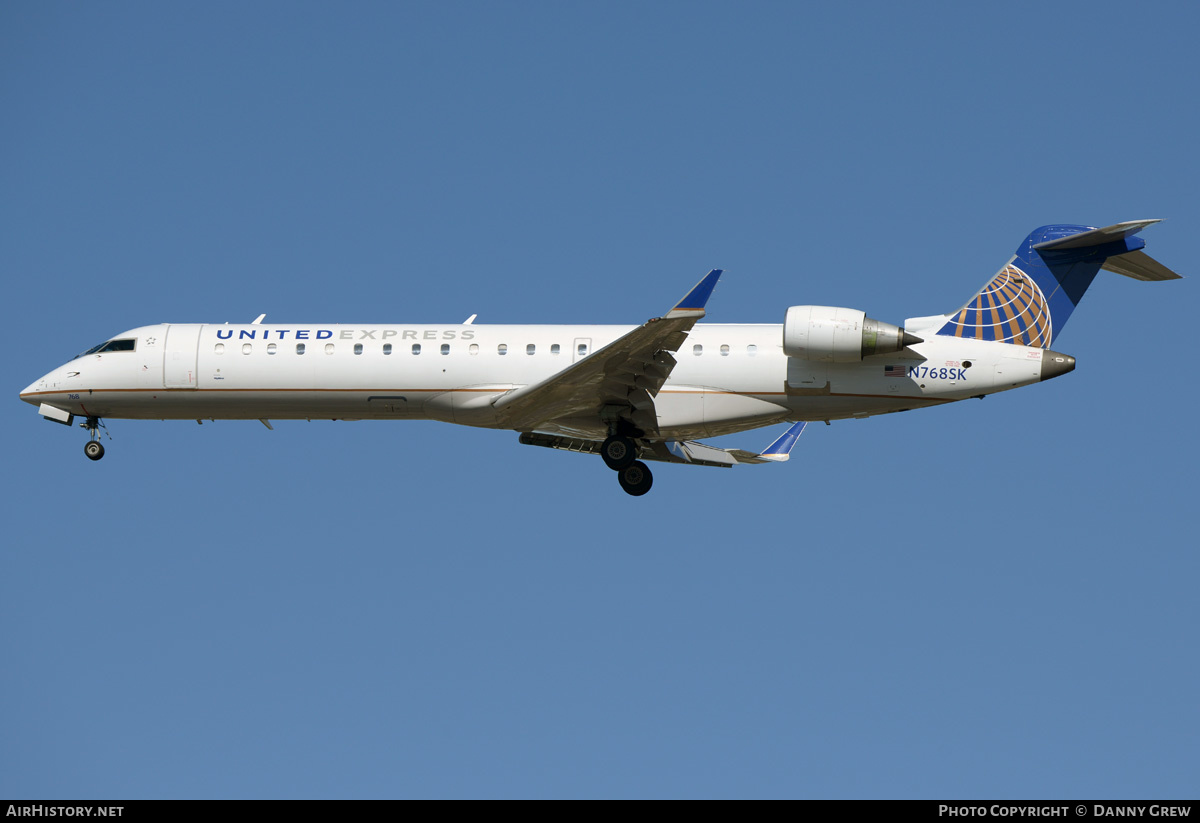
[884,365,906,378]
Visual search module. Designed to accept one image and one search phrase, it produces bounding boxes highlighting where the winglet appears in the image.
[665,269,722,318]
[659,420,806,467]
[757,421,807,462]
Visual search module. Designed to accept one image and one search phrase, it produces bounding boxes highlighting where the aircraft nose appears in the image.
[20,372,52,405]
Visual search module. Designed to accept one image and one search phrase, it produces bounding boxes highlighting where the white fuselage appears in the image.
[21,320,1059,441]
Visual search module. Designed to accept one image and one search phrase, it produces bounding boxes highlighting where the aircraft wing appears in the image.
[492,269,722,435]
[519,421,808,468]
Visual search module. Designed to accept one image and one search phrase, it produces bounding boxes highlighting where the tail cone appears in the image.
[1041,351,1076,381]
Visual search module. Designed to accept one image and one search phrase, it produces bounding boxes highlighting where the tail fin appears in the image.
[937,220,1181,347]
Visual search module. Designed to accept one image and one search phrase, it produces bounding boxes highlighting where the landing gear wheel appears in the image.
[617,460,653,496]
[601,435,637,471]
[84,441,105,461]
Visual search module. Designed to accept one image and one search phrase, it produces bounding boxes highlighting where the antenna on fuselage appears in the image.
[463,314,477,325]
[251,314,266,324]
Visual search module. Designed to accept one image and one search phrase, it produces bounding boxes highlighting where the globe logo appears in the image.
[941,264,1051,346]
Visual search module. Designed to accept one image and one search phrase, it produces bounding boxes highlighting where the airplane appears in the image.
[19,220,1182,496]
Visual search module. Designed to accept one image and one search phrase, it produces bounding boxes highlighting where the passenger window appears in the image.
[383,343,392,355]
[268,343,277,355]
[720,344,729,356]
[498,344,508,355]
[354,343,363,355]
[577,343,588,356]
[526,344,536,355]
[747,344,757,356]
[325,343,334,355]
[296,343,306,355]
[441,343,450,355]
[242,343,252,354]
[551,344,560,355]
[215,343,225,354]
[693,344,703,356]
[469,344,479,355]
[412,344,421,355]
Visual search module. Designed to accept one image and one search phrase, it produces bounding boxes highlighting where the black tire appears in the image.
[600,435,637,471]
[617,461,653,496]
[84,441,105,461]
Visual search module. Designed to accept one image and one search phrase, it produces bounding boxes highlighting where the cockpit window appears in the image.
[74,338,136,359]
[75,343,106,359]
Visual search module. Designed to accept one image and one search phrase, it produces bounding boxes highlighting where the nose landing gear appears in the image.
[81,416,108,461]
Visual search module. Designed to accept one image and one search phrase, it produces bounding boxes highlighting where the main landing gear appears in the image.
[600,435,637,471]
[601,434,653,496]
[81,416,107,461]
[616,460,653,496]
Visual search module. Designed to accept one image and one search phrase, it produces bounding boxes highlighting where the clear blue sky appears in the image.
[3,1,1196,799]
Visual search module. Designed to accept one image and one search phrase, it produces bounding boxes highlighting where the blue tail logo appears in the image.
[938,263,1052,346]
[936,221,1179,348]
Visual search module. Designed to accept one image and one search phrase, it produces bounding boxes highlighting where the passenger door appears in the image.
[163,324,202,388]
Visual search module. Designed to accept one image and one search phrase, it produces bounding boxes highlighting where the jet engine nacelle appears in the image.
[783,305,921,362]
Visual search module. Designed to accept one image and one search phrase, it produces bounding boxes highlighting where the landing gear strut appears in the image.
[81,416,106,461]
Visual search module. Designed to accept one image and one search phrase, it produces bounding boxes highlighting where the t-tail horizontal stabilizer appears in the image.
[1032,220,1183,282]
[518,421,807,469]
